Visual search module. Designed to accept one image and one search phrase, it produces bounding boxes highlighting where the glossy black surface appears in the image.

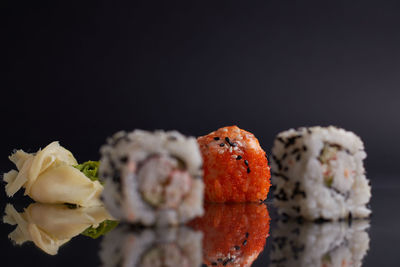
[1,172,399,266]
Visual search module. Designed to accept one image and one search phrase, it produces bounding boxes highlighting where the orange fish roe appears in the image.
[197,126,271,202]
[189,203,270,267]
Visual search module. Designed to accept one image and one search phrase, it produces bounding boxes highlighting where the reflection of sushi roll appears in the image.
[271,126,371,221]
[189,203,270,267]
[99,226,202,267]
[270,220,370,267]
[197,126,271,202]
[99,130,204,226]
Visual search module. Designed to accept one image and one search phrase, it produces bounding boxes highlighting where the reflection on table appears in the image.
[189,203,270,267]
[270,219,370,267]
[99,225,203,267]
[3,203,114,255]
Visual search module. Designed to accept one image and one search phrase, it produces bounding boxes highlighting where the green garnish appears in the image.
[64,203,78,209]
[324,176,334,187]
[81,220,119,239]
[321,253,332,263]
[74,161,100,182]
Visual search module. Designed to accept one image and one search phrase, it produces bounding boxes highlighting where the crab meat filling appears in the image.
[140,244,190,267]
[318,143,355,193]
[137,155,192,208]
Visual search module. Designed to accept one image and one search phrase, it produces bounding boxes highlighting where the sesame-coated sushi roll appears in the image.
[271,126,371,221]
[189,203,270,267]
[197,126,271,202]
[100,226,203,267]
[270,220,370,267]
[99,130,204,226]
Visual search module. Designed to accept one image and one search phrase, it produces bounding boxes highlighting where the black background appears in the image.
[2,1,400,266]
[3,0,400,176]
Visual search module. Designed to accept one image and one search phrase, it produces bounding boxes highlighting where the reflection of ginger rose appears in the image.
[4,203,113,255]
[189,203,270,267]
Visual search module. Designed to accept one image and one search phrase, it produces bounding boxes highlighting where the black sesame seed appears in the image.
[296,154,301,161]
[234,245,240,250]
[296,216,304,224]
[120,156,128,163]
[222,260,229,266]
[219,143,225,147]
[291,148,300,154]
[214,137,220,141]
[291,182,306,199]
[242,239,247,246]
[302,145,307,151]
[247,168,251,173]
[292,206,301,213]
[274,236,287,249]
[291,228,300,235]
[281,212,289,222]
[291,244,305,259]
[314,218,327,224]
[271,171,289,181]
[245,232,249,238]
[271,258,287,264]
[168,136,177,141]
[244,160,249,166]
[281,153,287,160]
[225,137,236,147]
[277,137,285,144]
[211,262,217,266]
[236,155,242,160]
[276,189,288,201]
[283,166,289,172]
[217,258,223,262]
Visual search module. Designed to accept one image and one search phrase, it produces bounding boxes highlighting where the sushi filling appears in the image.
[137,155,192,209]
[140,244,189,267]
[318,143,355,193]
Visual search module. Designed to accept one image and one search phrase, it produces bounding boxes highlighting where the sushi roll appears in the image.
[99,226,202,267]
[270,220,370,267]
[3,203,114,255]
[197,126,271,202]
[271,126,371,221]
[189,203,270,267]
[99,129,204,226]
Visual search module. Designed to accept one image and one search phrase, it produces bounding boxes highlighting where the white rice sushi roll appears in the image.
[99,129,204,226]
[99,226,203,267]
[270,220,370,267]
[271,126,371,221]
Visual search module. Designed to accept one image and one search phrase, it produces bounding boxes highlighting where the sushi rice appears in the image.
[271,126,371,221]
[99,129,204,226]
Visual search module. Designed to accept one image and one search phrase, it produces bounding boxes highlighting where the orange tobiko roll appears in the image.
[197,126,271,202]
[189,203,270,267]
